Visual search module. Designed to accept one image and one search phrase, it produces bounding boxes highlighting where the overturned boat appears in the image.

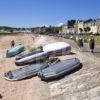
[16,49,43,60]
[38,58,81,80]
[15,42,71,66]
[6,44,25,58]
[4,63,48,81]
[43,42,71,56]
[4,57,59,81]
[15,51,48,66]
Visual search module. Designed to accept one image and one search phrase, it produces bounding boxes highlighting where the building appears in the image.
[62,23,76,34]
[83,19,97,34]
[76,19,100,34]
[61,24,68,34]
[75,20,84,34]
[96,18,100,34]
[62,18,100,34]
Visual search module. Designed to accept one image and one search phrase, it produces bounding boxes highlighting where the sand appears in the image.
[0,33,59,100]
[0,34,100,100]
[0,34,45,100]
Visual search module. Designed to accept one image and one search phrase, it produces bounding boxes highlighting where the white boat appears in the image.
[43,42,71,56]
[15,51,48,66]
[15,42,71,66]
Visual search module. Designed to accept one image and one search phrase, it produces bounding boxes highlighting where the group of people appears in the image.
[77,35,95,53]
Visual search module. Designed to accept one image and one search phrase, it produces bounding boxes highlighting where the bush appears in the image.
[29,47,37,52]
[26,46,37,52]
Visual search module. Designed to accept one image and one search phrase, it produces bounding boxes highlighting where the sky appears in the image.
[0,0,100,27]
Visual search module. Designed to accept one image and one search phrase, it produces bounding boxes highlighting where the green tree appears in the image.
[79,28,83,33]
[84,27,91,33]
[67,20,76,28]
[84,28,88,33]
[10,29,13,33]
[86,27,91,32]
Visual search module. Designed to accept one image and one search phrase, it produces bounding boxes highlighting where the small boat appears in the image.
[6,44,25,58]
[38,58,81,80]
[15,42,71,66]
[4,57,59,81]
[16,50,43,60]
[15,52,48,66]
[4,63,48,81]
[43,42,71,56]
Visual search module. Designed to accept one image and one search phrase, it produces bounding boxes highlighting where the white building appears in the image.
[62,22,76,34]
[76,20,84,33]
[61,24,68,34]
[67,28,76,34]
[76,19,99,34]
[62,18,100,35]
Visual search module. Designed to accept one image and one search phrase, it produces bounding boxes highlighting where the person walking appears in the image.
[89,35,95,53]
[11,40,15,47]
[77,37,84,51]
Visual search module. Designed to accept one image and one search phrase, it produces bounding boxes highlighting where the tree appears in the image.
[67,20,76,28]
[84,28,87,33]
[84,27,91,33]
[45,26,62,33]
[79,28,83,33]
[86,27,91,32]
[31,28,35,32]
[10,29,13,33]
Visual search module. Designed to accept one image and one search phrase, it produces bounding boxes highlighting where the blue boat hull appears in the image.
[6,45,25,58]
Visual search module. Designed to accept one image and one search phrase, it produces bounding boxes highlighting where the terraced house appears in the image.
[62,18,100,34]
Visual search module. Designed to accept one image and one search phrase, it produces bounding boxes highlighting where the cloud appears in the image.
[57,23,64,26]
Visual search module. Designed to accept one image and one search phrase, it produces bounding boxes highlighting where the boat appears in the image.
[4,57,59,81]
[38,58,81,80]
[16,49,43,60]
[4,63,48,81]
[15,42,71,66]
[43,42,71,56]
[16,42,71,60]
[6,44,25,58]
[15,51,48,66]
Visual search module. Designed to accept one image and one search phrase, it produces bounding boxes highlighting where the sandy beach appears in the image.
[0,33,100,100]
[0,34,34,100]
[0,33,59,100]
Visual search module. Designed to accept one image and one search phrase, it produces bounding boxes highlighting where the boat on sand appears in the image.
[4,57,59,81]
[15,42,71,66]
[38,58,81,80]
[6,44,25,58]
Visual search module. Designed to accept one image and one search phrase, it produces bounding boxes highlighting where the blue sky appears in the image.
[0,0,100,27]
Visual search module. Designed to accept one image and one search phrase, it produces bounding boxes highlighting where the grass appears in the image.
[83,35,100,44]
[68,35,100,44]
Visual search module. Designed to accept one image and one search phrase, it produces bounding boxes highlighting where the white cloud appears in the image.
[57,23,64,26]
